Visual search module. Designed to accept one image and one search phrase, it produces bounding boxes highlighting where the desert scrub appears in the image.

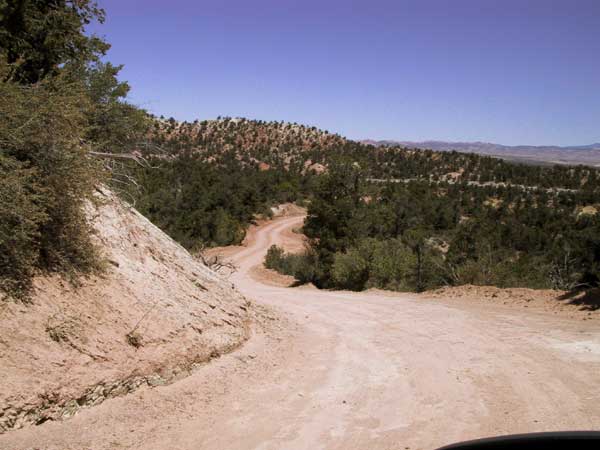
[0,68,104,299]
[0,156,47,298]
[0,0,149,300]
[264,245,318,284]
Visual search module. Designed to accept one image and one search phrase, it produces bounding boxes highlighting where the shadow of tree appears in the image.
[556,288,600,311]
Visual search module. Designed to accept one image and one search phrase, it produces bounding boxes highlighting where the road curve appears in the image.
[227,215,600,450]
[2,215,600,450]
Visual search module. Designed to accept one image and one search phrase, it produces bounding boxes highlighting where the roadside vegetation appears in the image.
[128,149,314,250]
[264,245,317,284]
[267,160,600,292]
[0,1,147,299]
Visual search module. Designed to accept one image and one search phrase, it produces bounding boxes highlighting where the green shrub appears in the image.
[290,251,320,284]
[368,239,415,290]
[0,156,47,298]
[212,208,244,246]
[0,1,149,299]
[0,72,105,298]
[331,248,369,290]
[265,245,286,271]
[264,245,319,284]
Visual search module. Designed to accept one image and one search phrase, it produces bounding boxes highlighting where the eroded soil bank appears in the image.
[0,192,251,433]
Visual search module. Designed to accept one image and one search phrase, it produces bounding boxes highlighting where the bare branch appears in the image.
[88,151,158,168]
[196,244,238,277]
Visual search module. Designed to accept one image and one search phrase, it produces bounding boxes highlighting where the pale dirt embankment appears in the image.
[1,208,600,450]
[0,191,251,433]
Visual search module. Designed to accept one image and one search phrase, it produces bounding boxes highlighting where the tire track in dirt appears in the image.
[2,215,599,450]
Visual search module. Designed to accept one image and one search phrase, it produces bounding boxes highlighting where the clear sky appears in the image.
[90,0,600,146]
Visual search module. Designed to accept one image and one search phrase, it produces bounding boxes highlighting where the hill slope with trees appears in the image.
[133,117,600,295]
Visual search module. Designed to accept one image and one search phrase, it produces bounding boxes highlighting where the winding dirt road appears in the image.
[2,215,600,450]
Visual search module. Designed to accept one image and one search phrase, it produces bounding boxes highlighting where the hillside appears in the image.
[0,190,251,433]
[122,117,600,296]
[150,116,346,170]
[364,139,600,167]
[146,117,600,191]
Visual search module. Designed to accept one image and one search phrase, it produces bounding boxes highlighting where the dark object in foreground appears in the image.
[436,431,600,450]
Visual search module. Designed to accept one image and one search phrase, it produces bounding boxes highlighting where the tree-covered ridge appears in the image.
[147,116,600,192]
[126,117,346,249]
[357,146,600,191]
[149,116,345,171]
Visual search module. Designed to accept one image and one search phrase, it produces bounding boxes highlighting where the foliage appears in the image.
[264,245,285,270]
[129,153,304,249]
[331,247,369,291]
[139,117,600,293]
[296,159,600,292]
[0,0,108,83]
[0,155,46,297]
[83,62,150,153]
[0,1,147,299]
[0,65,104,298]
[264,245,319,284]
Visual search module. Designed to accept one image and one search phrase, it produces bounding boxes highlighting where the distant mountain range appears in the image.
[361,140,600,167]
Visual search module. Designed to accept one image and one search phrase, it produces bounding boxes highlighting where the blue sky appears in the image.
[90,0,600,146]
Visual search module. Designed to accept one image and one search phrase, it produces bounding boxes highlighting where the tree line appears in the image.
[268,159,600,292]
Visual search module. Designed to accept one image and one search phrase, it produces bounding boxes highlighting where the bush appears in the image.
[0,1,151,299]
[212,208,245,246]
[327,237,444,292]
[331,248,369,291]
[0,156,47,298]
[290,250,320,284]
[0,68,104,298]
[264,245,319,284]
[369,239,416,290]
[265,245,285,271]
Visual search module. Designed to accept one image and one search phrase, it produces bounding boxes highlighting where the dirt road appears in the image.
[2,215,600,450]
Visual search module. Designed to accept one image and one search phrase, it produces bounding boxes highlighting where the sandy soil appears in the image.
[423,285,599,320]
[2,214,600,450]
[0,191,250,434]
